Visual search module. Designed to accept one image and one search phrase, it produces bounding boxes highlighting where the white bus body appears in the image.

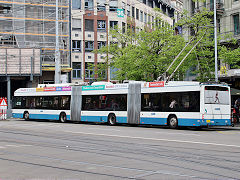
[12,81,231,128]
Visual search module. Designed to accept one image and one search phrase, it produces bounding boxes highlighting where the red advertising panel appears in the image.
[149,81,164,88]
[44,87,56,91]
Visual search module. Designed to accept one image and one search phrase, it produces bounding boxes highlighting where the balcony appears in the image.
[210,1,224,16]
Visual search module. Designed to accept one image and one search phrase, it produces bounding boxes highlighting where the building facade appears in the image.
[0,0,70,97]
[71,0,176,83]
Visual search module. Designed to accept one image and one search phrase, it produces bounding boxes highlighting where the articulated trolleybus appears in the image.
[12,81,231,128]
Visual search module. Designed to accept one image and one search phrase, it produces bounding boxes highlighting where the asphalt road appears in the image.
[0,119,240,180]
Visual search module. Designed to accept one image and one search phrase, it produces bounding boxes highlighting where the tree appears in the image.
[177,5,240,81]
[97,8,240,82]
[97,16,186,82]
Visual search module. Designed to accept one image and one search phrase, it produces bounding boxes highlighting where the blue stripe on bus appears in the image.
[12,113,71,121]
[13,113,231,126]
[178,118,201,126]
[81,116,108,122]
[140,118,167,125]
[116,117,127,123]
[12,113,23,118]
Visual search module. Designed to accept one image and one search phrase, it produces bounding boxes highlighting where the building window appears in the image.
[122,22,126,33]
[98,41,106,49]
[0,5,11,14]
[217,18,220,33]
[140,11,143,22]
[97,20,106,31]
[72,19,81,31]
[148,0,153,8]
[85,19,94,31]
[85,62,95,80]
[144,13,147,23]
[110,67,118,80]
[132,6,135,18]
[109,0,118,12]
[73,62,82,79]
[122,2,125,14]
[85,41,94,52]
[72,0,81,9]
[97,0,106,11]
[233,14,240,35]
[72,40,81,52]
[136,9,139,20]
[127,4,130,16]
[85,0,93,10]
[110,21,118,29]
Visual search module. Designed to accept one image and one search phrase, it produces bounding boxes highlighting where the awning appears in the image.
[231,88,240,96]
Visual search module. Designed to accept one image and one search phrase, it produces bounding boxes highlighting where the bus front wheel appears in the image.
[168,115,178,129]
[108,114,116,126]
[23,111,29,121]
[59,112,67,123]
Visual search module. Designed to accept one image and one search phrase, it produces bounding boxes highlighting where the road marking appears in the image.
[64,130,240,148]
[5,144,32,148]
[155,131,201,136]
[87,127,121,131]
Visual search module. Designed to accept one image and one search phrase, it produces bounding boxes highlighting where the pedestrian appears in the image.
[234,99,240,123]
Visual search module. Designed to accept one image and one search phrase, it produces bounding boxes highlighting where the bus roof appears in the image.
[14,81,229,96]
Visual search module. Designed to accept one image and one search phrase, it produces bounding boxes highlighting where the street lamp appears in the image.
[214,0,218,82]
[55,0,61,84]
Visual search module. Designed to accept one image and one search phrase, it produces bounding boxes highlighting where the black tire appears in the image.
[168,115,178,129]
[23,111,29,121]
[59,112,67,123]
[108,114,116,126]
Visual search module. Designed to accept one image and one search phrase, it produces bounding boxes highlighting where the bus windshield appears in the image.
[204,86,229,105]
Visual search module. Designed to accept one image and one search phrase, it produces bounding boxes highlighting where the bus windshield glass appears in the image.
[204,86,229,105]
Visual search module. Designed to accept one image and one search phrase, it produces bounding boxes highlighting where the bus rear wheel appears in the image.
[23,111,29,121]
[168,115,178,129]
[108,114,116,126]
[59,112,67,123]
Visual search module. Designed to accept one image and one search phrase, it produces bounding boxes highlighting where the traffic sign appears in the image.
[0,97,7,120]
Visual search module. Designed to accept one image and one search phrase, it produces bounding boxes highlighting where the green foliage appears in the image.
[96,9,240,82]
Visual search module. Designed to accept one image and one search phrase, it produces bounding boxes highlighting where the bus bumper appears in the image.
[200,119,231,127]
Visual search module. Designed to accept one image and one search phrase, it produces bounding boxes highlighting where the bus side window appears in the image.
[61,96,70,110]
[35,97,42,109]
[53,97,59,109]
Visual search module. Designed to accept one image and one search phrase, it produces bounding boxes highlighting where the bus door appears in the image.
[203,86,230,125]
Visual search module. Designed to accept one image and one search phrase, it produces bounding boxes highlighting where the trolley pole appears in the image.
[214,0,218,82]
[55,0,61,84]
